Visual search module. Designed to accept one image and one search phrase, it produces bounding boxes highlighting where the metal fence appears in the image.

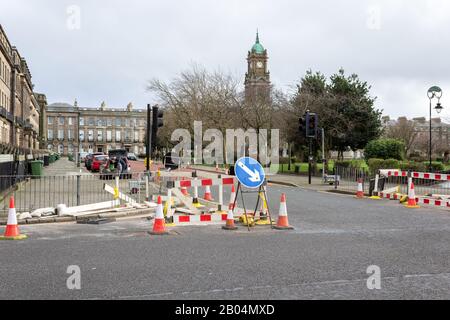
[330,166,450,199]
[380,171,450,198]
[0,172,164,216]
[332,166,370,193]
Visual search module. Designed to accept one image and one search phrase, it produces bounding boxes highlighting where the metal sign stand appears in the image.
[231,181,273,231]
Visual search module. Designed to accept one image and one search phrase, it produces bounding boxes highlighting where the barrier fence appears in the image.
[0,169,231,216]
[0,172,162,216]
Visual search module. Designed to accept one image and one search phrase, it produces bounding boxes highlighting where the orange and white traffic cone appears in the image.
[273,193,294,230]
[203,185,214,201]
[228,185,236,210]
[0,196,27,240]
[181,186,189,197]
[356,179,364,198]
[405,182,420,208]
[149,196,169,235]
[222,209,238,230]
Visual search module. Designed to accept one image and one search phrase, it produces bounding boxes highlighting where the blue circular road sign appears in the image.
[234,157,265,189]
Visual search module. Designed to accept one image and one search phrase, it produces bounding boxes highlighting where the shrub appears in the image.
[368,158,400,175]
[364,139,405,161]
[399,161,426,172]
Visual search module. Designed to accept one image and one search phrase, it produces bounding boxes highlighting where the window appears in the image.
[88,130,94,142]
[58,129,64,140]
[68,129,74,140]
[88,118,95,126]
[124,118,129,127]
[115,118,121,127]
[97,119,103,126]
[106,130,112,142]
[134,131,139,142]
[79,117,84,126]
[47,144,53,151]
[58,144,64,154]
[97,130,103,142]
[47,129,53,140]
[79,130,85,142]
[59,117,65,125]
[107,118,112,127]
[68,144,74,155]
[115,130,121,142]
[48,117,53,125]
[68,117,73,126]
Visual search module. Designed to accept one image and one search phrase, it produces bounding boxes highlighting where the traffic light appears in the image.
[306,112,318,138]
[151,106,164,153]
[298,116,306,137]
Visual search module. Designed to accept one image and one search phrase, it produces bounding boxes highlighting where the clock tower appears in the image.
[244,31,271,102]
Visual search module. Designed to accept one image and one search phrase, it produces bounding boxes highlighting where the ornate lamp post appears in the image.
[427,86,443,171]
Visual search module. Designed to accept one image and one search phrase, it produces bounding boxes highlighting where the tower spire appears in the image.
[256,29,260,43]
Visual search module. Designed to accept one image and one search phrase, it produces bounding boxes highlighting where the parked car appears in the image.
[91,155,109,172]
[85,152,104,170]
[127,152,138,161]
[164,152,179,170]
[79,152,89,163]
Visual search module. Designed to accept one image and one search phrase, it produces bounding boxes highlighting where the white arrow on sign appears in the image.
[237,161,261,183]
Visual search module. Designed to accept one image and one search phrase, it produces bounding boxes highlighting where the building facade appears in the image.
[0,24,41,154]
[46,101,147,156]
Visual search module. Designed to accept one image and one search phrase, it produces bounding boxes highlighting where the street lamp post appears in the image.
[427,86,443,171]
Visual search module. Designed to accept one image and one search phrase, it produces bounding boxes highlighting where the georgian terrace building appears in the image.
[0,24,41,154]
[46,101,147,156]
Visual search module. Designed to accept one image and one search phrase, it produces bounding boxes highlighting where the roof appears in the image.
[251,31,265,54]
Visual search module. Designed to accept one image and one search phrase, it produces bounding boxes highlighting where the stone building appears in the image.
[244,31,271,102]
[382,116,450,156]
[0,24,41,153]
[46,101,147,156]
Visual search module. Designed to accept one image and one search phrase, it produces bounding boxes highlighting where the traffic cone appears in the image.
[222,209,238,230]
[203,185,214,201]
[215,164,219,172]
[0,196,27,240]
[181,186,189,197]
[228,185,236,210]
[273,193,294,230]
[405,182,420,208]
[149,196,169,235]
[356,179,364,198]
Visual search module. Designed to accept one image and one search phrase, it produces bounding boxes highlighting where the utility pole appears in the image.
[146,104,152,172]
[322,128,325,180]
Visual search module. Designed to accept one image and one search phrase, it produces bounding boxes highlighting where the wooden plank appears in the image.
[172,188,201,215]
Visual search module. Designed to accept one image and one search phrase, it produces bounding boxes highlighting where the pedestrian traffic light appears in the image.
[306,112,318,138]
[298,116,306,137]
[151,106,164,153]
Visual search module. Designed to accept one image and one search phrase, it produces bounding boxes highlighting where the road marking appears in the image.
[86,272,450,300]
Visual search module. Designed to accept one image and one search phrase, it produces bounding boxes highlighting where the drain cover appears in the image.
[77,218,117,225]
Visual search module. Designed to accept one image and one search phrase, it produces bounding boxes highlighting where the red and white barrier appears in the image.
[174,177,235,188]
[172,213,228,225]
[384,170,450,181]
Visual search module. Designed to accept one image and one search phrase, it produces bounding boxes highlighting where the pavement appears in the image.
[1,185,450,299]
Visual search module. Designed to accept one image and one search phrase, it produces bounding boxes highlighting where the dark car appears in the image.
[164,153,179,170]
[101,149,132,179]
[85,152,104,170]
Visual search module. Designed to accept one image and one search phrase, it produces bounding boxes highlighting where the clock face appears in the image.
[256,61,264,68]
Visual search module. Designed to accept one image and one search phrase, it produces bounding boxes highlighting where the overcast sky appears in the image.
[1,0,450,120]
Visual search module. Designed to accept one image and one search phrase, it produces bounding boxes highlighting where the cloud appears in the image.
[1,0,449,119]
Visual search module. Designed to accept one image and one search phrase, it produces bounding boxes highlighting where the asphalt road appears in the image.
[1,186,450,300]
